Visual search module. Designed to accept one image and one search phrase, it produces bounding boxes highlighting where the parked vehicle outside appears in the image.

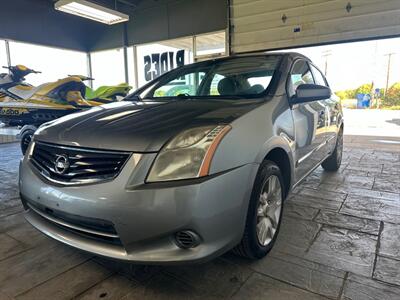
[19,52,343,263]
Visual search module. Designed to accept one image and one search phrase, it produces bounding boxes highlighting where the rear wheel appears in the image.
[233,160,284,259]
[321,128,343,171]
[20,129,35,155]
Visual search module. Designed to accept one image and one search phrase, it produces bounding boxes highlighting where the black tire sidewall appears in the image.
[246,160,285,258]
[322,127,343,171]
[21,129,35,155]
[336,129,344,165]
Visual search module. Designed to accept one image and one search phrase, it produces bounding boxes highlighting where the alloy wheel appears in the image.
[256,175,282,246]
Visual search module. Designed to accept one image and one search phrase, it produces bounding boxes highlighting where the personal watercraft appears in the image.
[70,75,132,103]
[0,66,132,154]
[0,65,41,89]
[0,66,98,153]
[0,68,101,127]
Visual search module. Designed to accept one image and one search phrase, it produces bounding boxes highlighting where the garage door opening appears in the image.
[276,37,400,151]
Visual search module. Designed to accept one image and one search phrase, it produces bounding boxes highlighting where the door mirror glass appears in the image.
[292,84,331,104]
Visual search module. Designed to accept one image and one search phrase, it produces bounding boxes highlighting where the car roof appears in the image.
[234,51,311,61]
[198,51,311,65]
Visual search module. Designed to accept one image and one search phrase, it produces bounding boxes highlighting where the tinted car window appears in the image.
[310,65,327,87]
[152,72,206,97]
[288,60,315,96]
[138,56,281,100]
[209,74,225,95]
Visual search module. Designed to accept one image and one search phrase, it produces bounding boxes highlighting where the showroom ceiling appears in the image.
[89,0,227,51]
[49,0,143,9]
[0,0,106,51]
[0,0,227,52]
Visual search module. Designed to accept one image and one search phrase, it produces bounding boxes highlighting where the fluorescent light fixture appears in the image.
[55,0,129,25]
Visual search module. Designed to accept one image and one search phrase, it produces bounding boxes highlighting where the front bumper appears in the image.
[19,153,258,264]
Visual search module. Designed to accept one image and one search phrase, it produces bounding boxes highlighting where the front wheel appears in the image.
[233,160,284,259]
[321,127,343,171]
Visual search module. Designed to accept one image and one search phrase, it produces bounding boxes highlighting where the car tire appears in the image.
[20,129,35,155]
[321,127,343,172]
[233,160,284,259]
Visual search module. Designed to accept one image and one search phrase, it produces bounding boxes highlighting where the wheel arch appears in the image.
[256,136,295,198]
[264,148,292,198]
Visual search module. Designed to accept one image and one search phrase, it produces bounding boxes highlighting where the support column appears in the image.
[227,0,232,56]
[132,45,139,90]
[123,23,129,84]
[5,40,11,68]
[86,52,93,89]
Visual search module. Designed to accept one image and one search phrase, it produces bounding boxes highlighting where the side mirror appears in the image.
[292,84,331,104]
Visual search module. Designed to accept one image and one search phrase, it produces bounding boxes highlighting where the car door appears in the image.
[309,64,340,152]
[288,59,329,183]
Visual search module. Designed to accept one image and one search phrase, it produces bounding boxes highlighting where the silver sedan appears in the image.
[19,52,343,263]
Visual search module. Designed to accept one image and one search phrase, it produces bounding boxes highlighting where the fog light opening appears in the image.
[175,230,201,249]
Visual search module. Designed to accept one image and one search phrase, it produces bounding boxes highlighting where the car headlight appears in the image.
[147,125,231,182]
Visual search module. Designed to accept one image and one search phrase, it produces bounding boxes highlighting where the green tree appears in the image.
[383,82,400,107]
[345,88,357,99]
[335,91,347,100]
[334,89,357,100]
[355,83,373,95]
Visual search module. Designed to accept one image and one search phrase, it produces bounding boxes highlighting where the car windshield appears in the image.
[134,56,281,100]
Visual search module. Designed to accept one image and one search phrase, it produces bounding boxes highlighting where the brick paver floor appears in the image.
[0,135,399,299]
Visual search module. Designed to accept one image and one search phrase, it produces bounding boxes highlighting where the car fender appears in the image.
[255,135,296,188]
[255,135,294,164]
[209,97,295,176]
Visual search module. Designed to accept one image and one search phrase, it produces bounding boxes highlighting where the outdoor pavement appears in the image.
[343,109,400,137]
[0,136,399,299]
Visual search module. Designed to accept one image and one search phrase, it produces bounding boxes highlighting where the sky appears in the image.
[286,37,400,92]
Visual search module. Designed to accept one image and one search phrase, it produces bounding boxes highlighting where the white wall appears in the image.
[91,48,125,89]
[0,41,7,68]
[8,41,87,86]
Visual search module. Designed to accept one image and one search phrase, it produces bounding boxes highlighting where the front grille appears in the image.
[30,141,130,185]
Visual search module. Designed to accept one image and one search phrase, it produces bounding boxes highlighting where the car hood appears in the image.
[34,99,260,152]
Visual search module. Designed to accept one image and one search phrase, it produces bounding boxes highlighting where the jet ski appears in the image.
[0,64,40,89]
[70,75,132,103]
[0,66,101,153]
[0,66,133,154]
[0,67,100,127]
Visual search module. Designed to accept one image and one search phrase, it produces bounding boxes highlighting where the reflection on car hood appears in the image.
[34,99,260,152]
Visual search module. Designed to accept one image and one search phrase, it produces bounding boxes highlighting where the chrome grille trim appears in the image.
[29,141,132,186]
